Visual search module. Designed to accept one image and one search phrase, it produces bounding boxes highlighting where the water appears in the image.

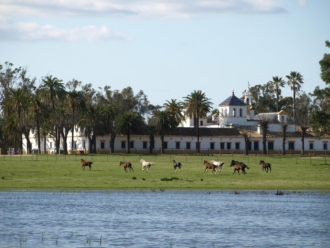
[0,191,329,248]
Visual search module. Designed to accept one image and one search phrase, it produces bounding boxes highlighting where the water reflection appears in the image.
[0,191,329,247]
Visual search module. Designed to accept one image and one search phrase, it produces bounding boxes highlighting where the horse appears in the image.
[210,160,225,172]
[203,160,216,174]
[230,160,249,175]
[172,160,182,172]
[259,160,271,173]
[140,159,155,171]
[119,161,134,172]
[81,158,93,170]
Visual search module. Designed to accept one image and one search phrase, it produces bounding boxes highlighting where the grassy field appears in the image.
[0,154,329,191]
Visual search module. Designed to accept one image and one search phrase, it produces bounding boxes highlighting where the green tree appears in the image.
[286,71,304,122]
[149,109,177,154]
[39,76,66,153]
[164,99,184,125]
[66,80,86,153]
[115,111,144,153]
[319,40,330,84]
[268,76,285,112]
[183,90,212,153]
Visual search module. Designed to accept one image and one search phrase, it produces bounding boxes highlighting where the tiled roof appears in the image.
[218,93,247,106]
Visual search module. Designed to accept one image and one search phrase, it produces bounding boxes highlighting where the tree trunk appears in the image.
[282,125,288,155]
[149,132,154,154]
[110,131,116,153]
[126,131,130,153]
[301,128,307,156]
[36,120,41,154]
[161,135,164,154]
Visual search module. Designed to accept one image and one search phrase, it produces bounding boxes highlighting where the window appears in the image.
[186,142,191,149]
[233,108,236,117]
[100,141,105,149]
[200,120,203,126]
[210,143,215,149]
[235,143,240,150]
[176,142,180,149]
[309,143,314,150]
[220,142,225,149]
[268,141,274,150]
[163,142,168,149]
[246,98,250,105]
[289,141,295,150]
[121,141,126,149]
[324,143,328,150]
[143,141,148,149]
[281,116,285,123]
[239,108,243,117]
[130,141,134,149]
[248,141,252,151]
[254,141,259,150]
[227,143,231,150]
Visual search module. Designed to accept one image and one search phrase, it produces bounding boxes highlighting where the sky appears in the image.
[1,0,329,110]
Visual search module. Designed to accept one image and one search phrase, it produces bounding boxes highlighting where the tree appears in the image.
[281,123,288,155]
[183,90,212,153]
[286,71,304,122]
[66,80,86,153]
[239,126,254,155]
[268,76,285,112]
[295,92,313,155]
[39,76,66,153]
[149,109,177,154]
[309,41,330,137]
[319,40,330,84]
[115,111,144,153]
[164,99,184,125]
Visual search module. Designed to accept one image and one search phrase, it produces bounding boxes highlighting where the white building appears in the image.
[23,87,330,154]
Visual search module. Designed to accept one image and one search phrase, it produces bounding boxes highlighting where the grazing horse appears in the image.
[230,160,249,175]
[140,159,154,171]
[81,158,93,170]
[260,160,271,173]
[119,161,134,172]
[172,160,182,172]
[210,160,225,172]
[203,160,216,174]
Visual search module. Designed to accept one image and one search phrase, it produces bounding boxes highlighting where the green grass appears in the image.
[0,154,329,191]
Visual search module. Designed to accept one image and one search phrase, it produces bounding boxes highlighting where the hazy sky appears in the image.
[1,0,329,110]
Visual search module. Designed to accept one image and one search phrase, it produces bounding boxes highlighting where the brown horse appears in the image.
[203,160,216,174]
[81,158,93,170]
[119,161,134,172]
[230,160,249,175]
[260,160,271,173]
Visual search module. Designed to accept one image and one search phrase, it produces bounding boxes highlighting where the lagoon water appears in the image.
[0,191,329,248]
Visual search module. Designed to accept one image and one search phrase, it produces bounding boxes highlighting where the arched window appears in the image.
[233,108,236,117]
[246,98,250,105]
[239,108,243,117]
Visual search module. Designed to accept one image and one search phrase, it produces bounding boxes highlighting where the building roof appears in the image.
[219,92,247,107]
[254,113,279,123]
[171,127,241,137]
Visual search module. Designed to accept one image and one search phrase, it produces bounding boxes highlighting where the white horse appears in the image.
[210,160,225,172]
[140,159,155,171]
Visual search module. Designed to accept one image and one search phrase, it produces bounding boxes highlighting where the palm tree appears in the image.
[115,111,144,153]
[100,103,117,153]
[39,76,66,153]
[268,76,285,112]
[183,90,212,153]
[286,71,304,122]
[164,99,184,125]
[149,109,177,154]
[66,89,85,153]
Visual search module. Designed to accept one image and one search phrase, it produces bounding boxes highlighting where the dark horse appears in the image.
[259,160,271,173]
[81,158,93,170]
[203,160,216,174]
[230,160,249,175]
[119,161,134,172]
[173,160,182,172]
